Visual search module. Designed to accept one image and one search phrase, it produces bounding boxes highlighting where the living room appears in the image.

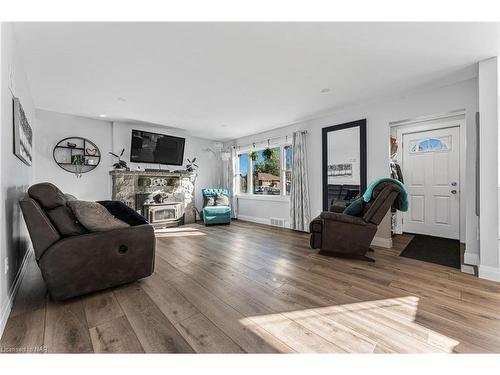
[1,1,500,373]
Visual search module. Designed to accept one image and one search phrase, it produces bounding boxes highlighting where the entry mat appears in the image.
[399,233,460,269]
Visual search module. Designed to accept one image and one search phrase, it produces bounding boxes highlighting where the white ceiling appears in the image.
[13,22,499,141]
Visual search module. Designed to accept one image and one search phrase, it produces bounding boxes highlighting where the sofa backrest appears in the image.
[26,183,88,238]
[362,181,401,225]
[202,188,229,197]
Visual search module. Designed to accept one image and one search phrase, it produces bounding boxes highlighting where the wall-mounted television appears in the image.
[130,129,185,165]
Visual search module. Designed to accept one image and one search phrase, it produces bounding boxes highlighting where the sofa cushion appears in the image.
[343,197,365,217]
[68,200,130,232]
[204,196,215,206]
[215,194,230,206]
[28,182,87,236]
[98,201,149,226]
[46,206,88,236]
[28,182,67,210]
[64,193,78,201]
[203,206,231,215]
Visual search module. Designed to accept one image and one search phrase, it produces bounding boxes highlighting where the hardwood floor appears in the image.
[2,220,500,353]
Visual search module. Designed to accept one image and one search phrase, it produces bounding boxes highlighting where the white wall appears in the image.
[33,113,218,210]
[478,57,499,281]
[229,77,479,253]
[35,110,113,200]
[0,23,36,335]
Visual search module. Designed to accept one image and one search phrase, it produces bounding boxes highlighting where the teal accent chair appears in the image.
[201,188,231,225]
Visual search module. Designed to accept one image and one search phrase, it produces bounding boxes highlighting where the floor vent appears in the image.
[270,217,286,228]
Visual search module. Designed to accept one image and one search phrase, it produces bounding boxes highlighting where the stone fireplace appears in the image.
[110,170,197,225]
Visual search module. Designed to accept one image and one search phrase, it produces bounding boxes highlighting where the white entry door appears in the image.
[402,126,460,239]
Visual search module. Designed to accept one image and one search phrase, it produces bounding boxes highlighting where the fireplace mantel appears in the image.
[110,169,197,224]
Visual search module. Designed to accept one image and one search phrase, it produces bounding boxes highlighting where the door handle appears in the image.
[451,190,457,194]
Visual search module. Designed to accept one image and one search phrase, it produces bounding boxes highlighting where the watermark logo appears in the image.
[0,345,47,353]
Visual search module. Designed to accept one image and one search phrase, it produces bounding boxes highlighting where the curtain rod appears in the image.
[232,130,307,150]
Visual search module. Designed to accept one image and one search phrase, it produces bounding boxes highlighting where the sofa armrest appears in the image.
[39,224,155,300]
[20,197,61,260]
[320,211,368,226]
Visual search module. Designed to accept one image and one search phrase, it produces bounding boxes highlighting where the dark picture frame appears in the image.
[322,119,367,211]
[13,97,33,166]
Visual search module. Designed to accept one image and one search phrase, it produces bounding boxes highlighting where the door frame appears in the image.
[390,111,466,242]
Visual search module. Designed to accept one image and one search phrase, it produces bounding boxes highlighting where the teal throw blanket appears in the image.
[362,177,408,212]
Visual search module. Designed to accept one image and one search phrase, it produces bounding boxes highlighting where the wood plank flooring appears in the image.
[2,220,500,353]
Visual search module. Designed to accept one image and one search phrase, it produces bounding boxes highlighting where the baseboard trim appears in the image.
[0,247,33,339]
[237,214,290,229]
[371,236,392,249]
[464,252,480,266]
[478,264,500,282]
[237,214,269,225]
[461,264,476,275]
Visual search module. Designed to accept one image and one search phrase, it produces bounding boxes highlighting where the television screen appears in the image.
[130,129,185,165]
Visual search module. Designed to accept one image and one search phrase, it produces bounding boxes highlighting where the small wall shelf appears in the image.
[53,137,101,177]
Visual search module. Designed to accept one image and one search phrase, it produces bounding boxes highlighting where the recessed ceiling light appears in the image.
[99,114,107,118]
[320,88,331,93]
[117,97,126,102]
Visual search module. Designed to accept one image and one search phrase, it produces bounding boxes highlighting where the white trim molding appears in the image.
[464,251,480,266]
[237,215,291,229]
[0,247,33,339]
[237,214,270,225]
[461,264,475,275]
[478,264,500,282]
[371,236,392,249]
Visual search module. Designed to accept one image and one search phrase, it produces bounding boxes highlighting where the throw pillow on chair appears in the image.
[215,194,230,206]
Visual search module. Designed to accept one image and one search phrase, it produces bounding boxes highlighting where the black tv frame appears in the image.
[130,129,186,166]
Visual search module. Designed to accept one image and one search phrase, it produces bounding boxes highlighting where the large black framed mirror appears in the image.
[322,119,367,211]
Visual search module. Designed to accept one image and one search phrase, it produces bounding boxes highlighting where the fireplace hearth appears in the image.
[110,170,196,226]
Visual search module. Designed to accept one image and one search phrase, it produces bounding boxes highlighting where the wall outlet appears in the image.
[4,258,9,275]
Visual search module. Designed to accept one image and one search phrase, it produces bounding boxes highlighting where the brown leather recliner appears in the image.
[310,181,401,262]
[20,183,155,300]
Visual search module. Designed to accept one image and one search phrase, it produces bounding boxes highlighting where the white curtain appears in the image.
[290,131,310,231]
[222,147,238,218]
[230,147,238,218]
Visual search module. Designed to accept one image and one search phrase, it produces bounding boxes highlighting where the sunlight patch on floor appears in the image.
[240,296,459,353]
[155,227,206,238]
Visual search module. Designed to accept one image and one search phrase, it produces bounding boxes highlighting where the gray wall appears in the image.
[0,23,36,332]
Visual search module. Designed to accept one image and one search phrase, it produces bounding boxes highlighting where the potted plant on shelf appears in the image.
[186,157,198,173]
[249,151,259,161]
[109,148,128,170]
[262,147,274,160]
[71,154,85,178]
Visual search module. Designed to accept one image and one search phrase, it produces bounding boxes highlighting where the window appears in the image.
[238,153,248,193]
[411,137,450,153]
[252,147,281,195]
[237,144,292,197]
